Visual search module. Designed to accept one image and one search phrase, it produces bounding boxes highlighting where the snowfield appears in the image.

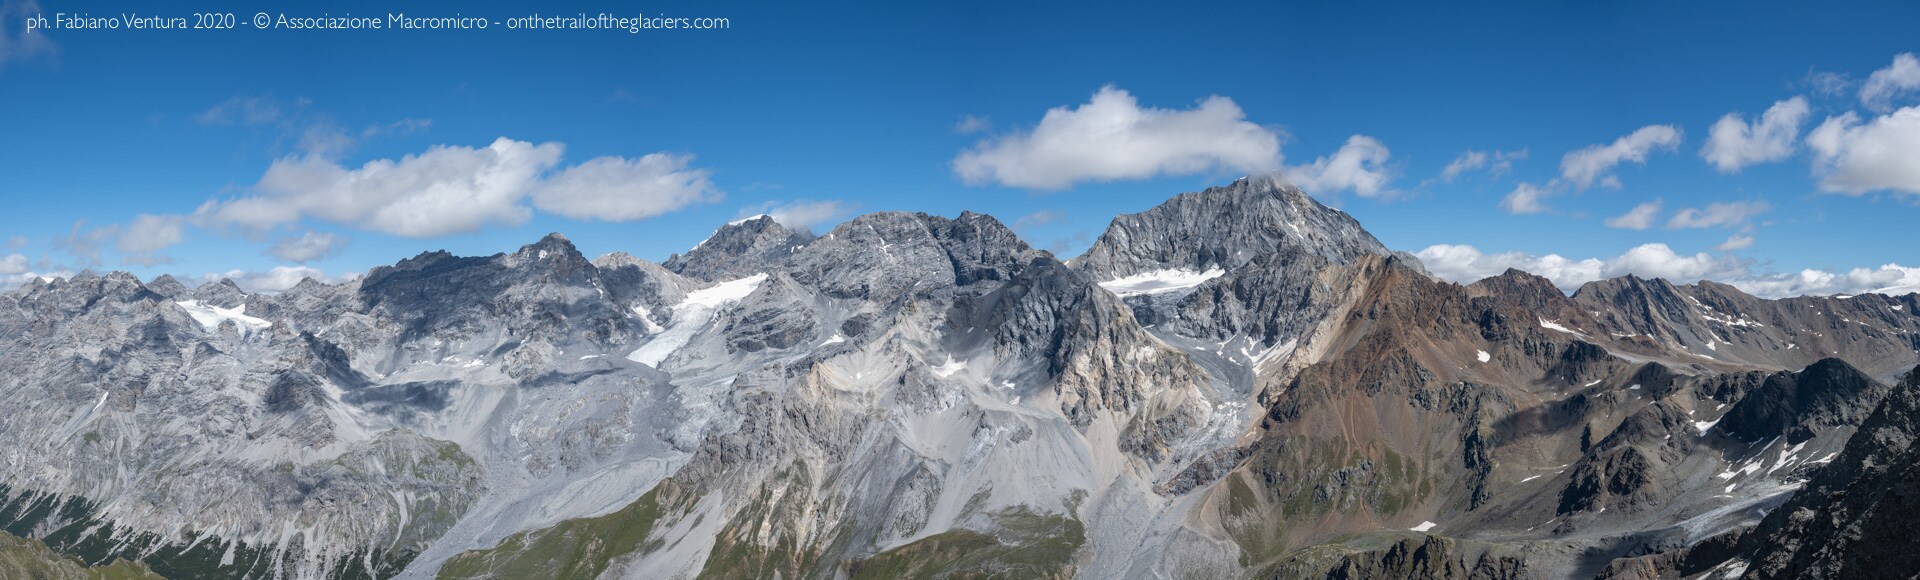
[1098,267,1225,297]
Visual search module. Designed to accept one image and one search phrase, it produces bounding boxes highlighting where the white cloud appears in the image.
[1861,53,1920,112]
[116,214,186,254]
[200,137,560,237]
[1804,70,1853,98]
[1666,200,1770,229]
[1286,135,1394,198]
[266,231,348,263]
[1606,243,1749,283]
[0,254,25,275]
[1489,149,1527,177]
[1501,182,1552,214]
[1715,233,1755,251]
[1560,125,1682,190]
[6,236,24,249]
[0,270,72,290]
[0,0,58,70]
[531,153,720,221]
[202,139,721,237]
[110,214,188,266]
[952,86,1282,189]
[1417,242,1920,298]
[197,266,356,294]
[55,221,113,265]
[1733,265,1920,298]
[1415,244,1605,291]
[1605,200,1663,230]
[953,114,989,134]
[1807,107,1920,196]
[1439,148,1526,182]
[1701,97,1810,172]
[1440,151,1487,182]
[735,199,851,232]
[362,118,432,138]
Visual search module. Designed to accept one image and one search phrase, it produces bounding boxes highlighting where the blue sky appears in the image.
[2,0,1918,296]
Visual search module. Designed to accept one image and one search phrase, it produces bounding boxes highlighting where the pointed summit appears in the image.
[191,278,248,308]
[1073,176,1399,280]
[514,232,584,260]
[666,215,814,282]
[146,274,189,299]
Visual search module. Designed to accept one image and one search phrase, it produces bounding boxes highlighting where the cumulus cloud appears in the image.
[735,199,852,232]
[197,266,356,293]
[1806,107,1920,196]
[266,231,348,263]
[1666,200,1770,229]
[0,254,25,275]
[1415,244,1606,291]
[531,153,720,221]
[199,138,722,237]
[1701,97,1810,173]
[1560,125,1683,190]
[1716,233,1755,251]
[199,137,560,237]
[952,86,1282,189]
[1861,53,1920,112]
[1501,182,1552,214]
[1499,127,1678,215]
[0,0,58,70]
[1605,200,1663,230]
[1286,135,1395,198]
[1416,243,1920,298]
[1439,148,1526,182]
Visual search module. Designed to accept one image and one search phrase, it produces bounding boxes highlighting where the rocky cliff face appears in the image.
[0,177,1914,579]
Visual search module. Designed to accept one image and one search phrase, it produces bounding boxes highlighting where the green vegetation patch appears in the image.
[438,482,682,580]
[847,510,1085,580]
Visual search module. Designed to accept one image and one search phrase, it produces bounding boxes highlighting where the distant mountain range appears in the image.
[1,176,1915,579]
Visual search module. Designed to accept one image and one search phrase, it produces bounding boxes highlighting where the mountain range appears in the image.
[1,176,1916,579]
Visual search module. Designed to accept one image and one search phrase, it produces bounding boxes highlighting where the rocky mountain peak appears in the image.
[1072,175,1397,281]
[191,278,248,307]
[146,274,189,298]
[502,232,592,274]
[665,214,814,282]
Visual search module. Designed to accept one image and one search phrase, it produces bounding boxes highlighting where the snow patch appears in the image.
[1098,267,1225,297]
[1409,521,1437,532]
[1476,350,1490,363]
[931,356,966,378]
[176,300,271,334]
[626,273,768,367]
[1538,318,1582,336]
[820,333,846,346]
